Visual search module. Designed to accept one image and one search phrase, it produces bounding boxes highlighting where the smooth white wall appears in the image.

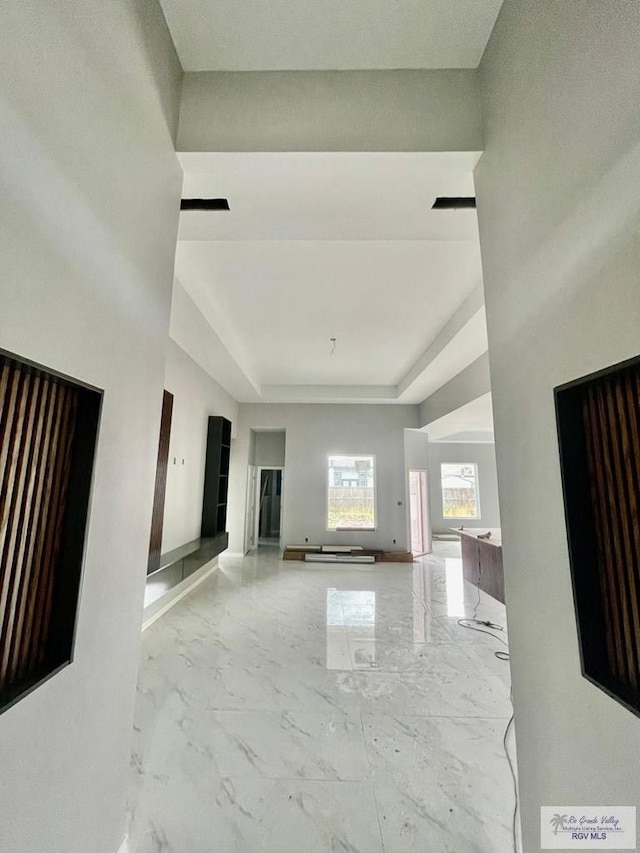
[228,404,419,552]
[178,69,482,152]
[475,2,640,849]
[253,430,286,468]
[0,3,182,852]
[428,442,500,534]
[162,339,239,553]
[418,352,491,427]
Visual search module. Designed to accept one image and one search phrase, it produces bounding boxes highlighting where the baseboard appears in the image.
[116,835,129,853]
[142,560,218,632]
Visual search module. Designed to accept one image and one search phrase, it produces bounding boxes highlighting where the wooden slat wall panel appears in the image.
[0,363,78,692]
[148,390,173,574]
[582,367,640,692]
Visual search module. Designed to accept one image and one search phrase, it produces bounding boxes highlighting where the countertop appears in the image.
[450,527,503,548]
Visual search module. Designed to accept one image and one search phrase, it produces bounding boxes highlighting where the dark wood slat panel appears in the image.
[148,390,173,574]
[18,388,69,676]
[583,393,619,680]
[0,370,34,684]
[0,374,43,683]
[21,380,66,674]
[608,377,640,686]
[19,380,61,674]
[10,379,54,681]
[0,372,77,685]
[34,386,78,667]
[563,358,640,711]
[595,384,632,683]
[0,352,101,713]
[601,380,640,687]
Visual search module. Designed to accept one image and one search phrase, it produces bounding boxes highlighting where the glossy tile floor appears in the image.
[128,543,517,853]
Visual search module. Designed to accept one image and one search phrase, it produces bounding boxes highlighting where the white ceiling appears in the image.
[179,153,480,242]
[159,0,504,71]
[177,239,481,386]
[174,152,487,404]
[424,393,495,442]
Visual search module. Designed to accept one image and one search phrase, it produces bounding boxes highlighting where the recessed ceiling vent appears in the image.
[432,197,476,210]
[180,198,230,211]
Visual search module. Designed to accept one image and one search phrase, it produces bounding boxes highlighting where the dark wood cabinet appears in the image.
[147,390,173,575]
[201,416,232,537]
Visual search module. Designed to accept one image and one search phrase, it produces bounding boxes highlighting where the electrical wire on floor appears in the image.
[457,568,519,853]
[456,569,509,661]
[504,695,519,853]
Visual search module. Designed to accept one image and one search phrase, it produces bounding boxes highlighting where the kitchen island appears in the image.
[452,527,505,604]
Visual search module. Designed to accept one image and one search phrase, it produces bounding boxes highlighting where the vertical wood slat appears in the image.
[582,366,640,693]
[148,390,173,574]
[0,362,79,693]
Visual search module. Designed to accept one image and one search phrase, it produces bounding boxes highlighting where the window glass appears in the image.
[327,455,375,529]
[440,463,479,519]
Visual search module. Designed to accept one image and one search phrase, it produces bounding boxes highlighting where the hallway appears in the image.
[128,545,515,852]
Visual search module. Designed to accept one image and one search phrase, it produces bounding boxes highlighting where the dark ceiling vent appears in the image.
[181,198,230,211]
[432,197,477,210]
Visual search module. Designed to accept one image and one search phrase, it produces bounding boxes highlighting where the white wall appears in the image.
[178,69,482,152]
[428,442,500,534]
[228,404,419,552]
[418,352,491,427]
[0,3,182,853]
[253,430,286,468]
[169,279,261,400]
[162,339,239,553]
[475,2,640,849]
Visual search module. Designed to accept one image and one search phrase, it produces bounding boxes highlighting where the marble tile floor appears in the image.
[128,543,517,853]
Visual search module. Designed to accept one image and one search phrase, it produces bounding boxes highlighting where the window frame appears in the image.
[439,461,481,520]
[326,453,377,532]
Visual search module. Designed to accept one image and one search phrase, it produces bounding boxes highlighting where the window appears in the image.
[440,463,479,519]
[327,455,375,530]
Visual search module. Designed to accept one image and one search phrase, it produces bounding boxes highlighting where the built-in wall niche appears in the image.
[555,354,640,717]
[201,416,231,538]
[0,350,101,714]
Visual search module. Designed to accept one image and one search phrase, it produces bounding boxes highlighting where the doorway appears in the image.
[257,468,283,545]
[409,470,430,556]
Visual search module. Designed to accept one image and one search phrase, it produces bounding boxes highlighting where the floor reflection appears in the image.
[412,555,466,640]
[326,589,376,670]
[445,557,465,617]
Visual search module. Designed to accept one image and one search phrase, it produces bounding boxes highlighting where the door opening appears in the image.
[409,470,430,556]
[258,468,283,545]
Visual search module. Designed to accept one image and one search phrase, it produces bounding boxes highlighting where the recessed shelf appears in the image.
[556,353,640,717]
[201,416,232,538]
[0,349,102,715]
